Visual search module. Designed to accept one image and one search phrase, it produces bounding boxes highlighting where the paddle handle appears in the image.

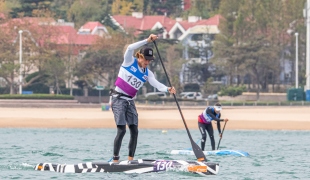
[217,121,227,150]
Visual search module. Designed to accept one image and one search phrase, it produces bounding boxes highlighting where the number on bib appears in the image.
[127,75,143,89]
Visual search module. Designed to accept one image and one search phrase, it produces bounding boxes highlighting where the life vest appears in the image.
[198,106,220,124]
[115,58,148,97]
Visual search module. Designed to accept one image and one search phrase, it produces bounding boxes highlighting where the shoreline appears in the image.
[0,107,309,130]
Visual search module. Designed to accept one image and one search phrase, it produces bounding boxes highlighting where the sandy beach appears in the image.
[0,106,309,130]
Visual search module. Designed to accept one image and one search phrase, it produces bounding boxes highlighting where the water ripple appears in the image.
[0,128,309,179]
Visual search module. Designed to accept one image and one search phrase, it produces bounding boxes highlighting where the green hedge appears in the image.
[218,86,247,97]
[0,87,110,97]
[23,83,49,93]
[0,94,74,99]
[60,88,84,96]
[0,87,10,94]
[88,89,110,96]
[184,83,200,92]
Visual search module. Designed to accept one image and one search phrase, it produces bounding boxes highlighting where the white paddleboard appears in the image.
[171,149,249,157]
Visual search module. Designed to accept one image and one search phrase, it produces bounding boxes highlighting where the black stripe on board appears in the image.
[74,165,82,173]
[51,164,58,172]
[62,165,66,173]
[96,167,101,172]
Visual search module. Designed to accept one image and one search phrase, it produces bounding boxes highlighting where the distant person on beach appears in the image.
[198,103,229,151]
[110,34,176,162]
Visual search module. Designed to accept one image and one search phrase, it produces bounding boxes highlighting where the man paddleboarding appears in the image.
[110,34,176,162]
[198,103,228,151]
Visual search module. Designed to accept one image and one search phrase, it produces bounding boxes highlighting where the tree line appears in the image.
[213,0,306,99]
[0,0,307,99]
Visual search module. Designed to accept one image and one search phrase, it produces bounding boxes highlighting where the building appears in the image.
[111,12,221,85]
[78,21,109,37]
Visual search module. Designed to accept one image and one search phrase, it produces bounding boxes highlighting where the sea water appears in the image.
[1,128,309,180]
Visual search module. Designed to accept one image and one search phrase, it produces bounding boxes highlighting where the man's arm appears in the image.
[217,121,222,134]
[123,34,158,66]
[123,39,148,66]
[206,108,223,133]
[147,70,168,92]
[206,108,223,121]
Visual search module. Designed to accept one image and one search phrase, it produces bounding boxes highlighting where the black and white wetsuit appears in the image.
[198,106,223,151]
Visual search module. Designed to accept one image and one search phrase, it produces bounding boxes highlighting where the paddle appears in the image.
[217,121,227,150]
[152,40,207,162]
[185,139,201,150]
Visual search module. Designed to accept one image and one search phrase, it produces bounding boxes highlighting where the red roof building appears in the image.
[78,21,109,37]
[43,25,100,55]
[111,13,221,39]
[0,17,104,55]
[111,12,176,36]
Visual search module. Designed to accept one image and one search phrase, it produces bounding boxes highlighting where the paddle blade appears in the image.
[191,140,207,162]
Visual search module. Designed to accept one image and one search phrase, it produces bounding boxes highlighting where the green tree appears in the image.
[0,26,19,94]
[112,0,133,15]
[43,52,66,94]
[10,0,53,18]
[50,0,75,20]
[67,0,109,28]
[282,0,307,89]
[132,0,143,12]
[0,0,6,14]
[205,0,221,13]
[162,44,185,93]
[144,0,183,17]
[203,77,223,95]
[75,32,131,88]
[188,0,210,18]
[213,0,302,100]
[0,18,42,94]
[187,62,212,85]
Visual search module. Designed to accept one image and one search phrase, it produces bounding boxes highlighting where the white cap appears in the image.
[214,105,222,111]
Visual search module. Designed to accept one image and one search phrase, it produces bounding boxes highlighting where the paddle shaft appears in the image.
[217,121,227,150]
[152,40,207,162]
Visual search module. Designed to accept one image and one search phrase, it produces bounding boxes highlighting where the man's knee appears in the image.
[117,126,126,136]
[201,134,207,141]
[129,125,138,137]
[120,129,126,136]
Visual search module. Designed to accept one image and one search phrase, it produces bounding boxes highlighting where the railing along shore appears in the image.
[0,99,309,108]
[135,100,310,107]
